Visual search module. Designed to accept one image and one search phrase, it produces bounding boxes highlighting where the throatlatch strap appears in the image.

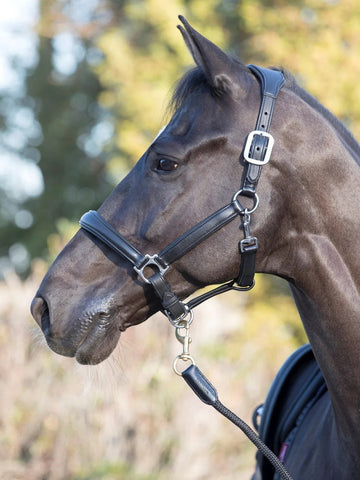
[236,241,257,287]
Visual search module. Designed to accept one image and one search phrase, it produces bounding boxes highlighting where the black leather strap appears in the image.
[235,66,285,287]
[159,202,239,265]
[187,279,253,310]
[242,65,285,196]
[236,239,258,287]
[80,210,143,266]
[79,205,243,320]
[148,272,187,319]
[80,202,241,272]
[249,65,285,99]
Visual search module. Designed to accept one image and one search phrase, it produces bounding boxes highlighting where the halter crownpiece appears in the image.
[79,65,285,324]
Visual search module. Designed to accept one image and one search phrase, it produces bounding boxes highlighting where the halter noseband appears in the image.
[79,65,285,324]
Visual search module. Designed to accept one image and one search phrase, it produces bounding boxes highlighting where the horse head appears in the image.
[30,18,312,365]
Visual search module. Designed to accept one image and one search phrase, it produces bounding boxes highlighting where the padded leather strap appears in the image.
[79,205,243,320]
[80,210,143,266]
[242,65,285,196]
[159,202,239,265]
[80,202,241,272]
[249,65,285,99]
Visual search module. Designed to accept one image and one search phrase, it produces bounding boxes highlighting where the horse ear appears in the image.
[177,15,248,95]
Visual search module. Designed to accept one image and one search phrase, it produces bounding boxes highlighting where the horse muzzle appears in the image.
[31,295,121,365]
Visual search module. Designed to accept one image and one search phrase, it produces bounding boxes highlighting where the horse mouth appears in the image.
[74,310,121,365]
[31,296,121,365]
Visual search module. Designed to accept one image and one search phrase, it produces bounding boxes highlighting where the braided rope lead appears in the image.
[181,364,293,480]
[213,399,293,480]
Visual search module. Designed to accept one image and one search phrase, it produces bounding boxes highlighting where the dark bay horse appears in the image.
[31,17,360,479]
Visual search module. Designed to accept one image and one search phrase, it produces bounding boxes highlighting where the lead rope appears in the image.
[172,312,294,480]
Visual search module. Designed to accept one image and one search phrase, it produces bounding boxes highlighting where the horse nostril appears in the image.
[31,296,51,335]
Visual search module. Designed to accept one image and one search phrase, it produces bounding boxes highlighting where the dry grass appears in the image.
[0,267,301,480]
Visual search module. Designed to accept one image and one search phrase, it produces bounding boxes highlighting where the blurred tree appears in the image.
[236,0,360,137]
[0,0,119,274]
[95,0,239,176]
[13,36,113,264]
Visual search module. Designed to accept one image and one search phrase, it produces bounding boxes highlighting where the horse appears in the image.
[31,16,360,479]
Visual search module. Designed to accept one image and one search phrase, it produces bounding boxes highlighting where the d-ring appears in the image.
[232,190,259,215]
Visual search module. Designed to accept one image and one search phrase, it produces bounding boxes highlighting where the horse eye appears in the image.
[157,158,179,172]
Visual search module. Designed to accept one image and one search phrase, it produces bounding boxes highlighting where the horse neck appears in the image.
[267,96,360,462]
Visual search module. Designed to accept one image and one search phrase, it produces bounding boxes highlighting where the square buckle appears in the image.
[243,130,274,166]
[134,255,169,284]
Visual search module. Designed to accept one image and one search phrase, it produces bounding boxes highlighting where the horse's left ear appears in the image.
[177,15,249,95]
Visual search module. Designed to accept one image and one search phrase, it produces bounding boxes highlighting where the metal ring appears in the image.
[167,306,194,328]
[173,354,196,376]
[232,190,259,215]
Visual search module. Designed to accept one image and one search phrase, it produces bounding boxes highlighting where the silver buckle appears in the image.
[243,130,274,166]
[134,255,169,284]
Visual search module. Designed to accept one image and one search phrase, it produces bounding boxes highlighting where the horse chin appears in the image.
[73,305,154,365]
[74,326,121,365]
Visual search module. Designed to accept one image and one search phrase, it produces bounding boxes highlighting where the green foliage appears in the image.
[236,0,360,136]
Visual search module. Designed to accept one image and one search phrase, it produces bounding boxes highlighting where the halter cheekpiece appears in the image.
[79,65,285,325]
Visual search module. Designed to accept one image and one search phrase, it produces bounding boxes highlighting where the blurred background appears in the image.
[0,0,359,478]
